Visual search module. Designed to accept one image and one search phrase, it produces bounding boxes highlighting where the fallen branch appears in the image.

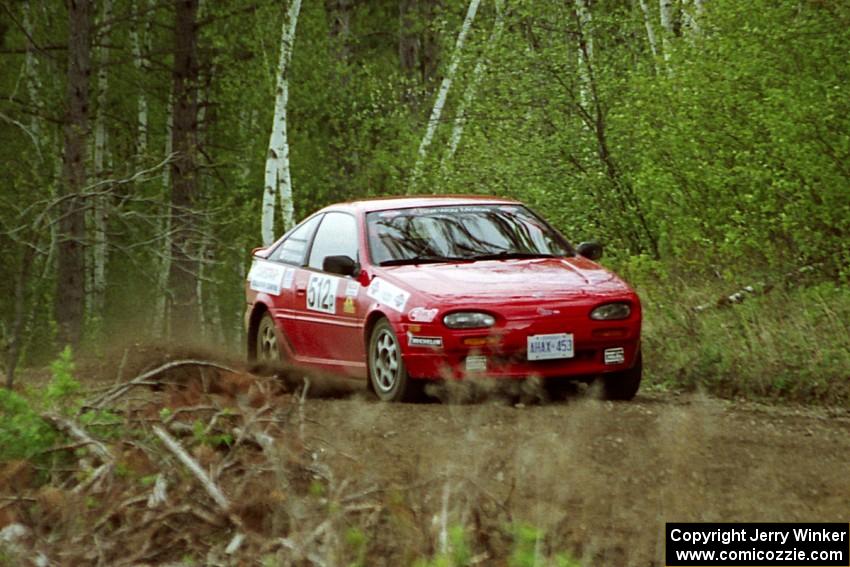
[693,284,766,312]
[88,359,241,409]
[146,474,168,508]
[152,425,244,531]
[42,414,114,462]
[42,414,116,493]
[692,264,820,312]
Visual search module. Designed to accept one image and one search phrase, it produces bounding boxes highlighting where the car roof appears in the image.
[324,195,521,214]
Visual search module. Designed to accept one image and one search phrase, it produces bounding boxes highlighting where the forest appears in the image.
[2,0,848,399]
[0,1,849,564]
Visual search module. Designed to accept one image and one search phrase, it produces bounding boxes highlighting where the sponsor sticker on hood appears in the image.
[367,278,410,313]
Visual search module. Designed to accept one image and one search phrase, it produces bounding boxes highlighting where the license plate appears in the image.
[527,333,574,361]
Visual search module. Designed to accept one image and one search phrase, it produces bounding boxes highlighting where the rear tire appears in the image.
[255,312,281,368]
[600,352,642,401]
[368,319,421,402]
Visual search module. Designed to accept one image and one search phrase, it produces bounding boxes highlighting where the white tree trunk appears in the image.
[262,0,302,246]
[22,3,42,142]
[154,95,173,337]
[659,0,674,64]
[196,234,207,340]
[681,0,703,35]
[411,0,481,186]
[638,0,660,62]
[575,0,594,105]
[442,0,504,165]
[130,0,153,157]
[91,0,113,325]
[195,77,210,341]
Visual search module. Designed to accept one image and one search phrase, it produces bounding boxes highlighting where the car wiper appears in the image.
[379,255,474,266]
[470,251,557,261]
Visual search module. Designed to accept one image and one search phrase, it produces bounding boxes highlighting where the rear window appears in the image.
[269,214,322,265]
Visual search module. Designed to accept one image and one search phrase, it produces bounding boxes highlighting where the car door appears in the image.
[265,214,322,357]
[289,211,364,369]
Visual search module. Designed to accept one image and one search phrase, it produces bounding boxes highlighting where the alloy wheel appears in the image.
[371,329,400,392]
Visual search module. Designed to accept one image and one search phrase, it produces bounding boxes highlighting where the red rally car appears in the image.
[245,196,642,402]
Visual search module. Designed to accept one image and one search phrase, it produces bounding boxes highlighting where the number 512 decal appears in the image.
[307,274,339,314]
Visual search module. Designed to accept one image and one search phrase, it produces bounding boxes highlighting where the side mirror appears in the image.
[251,246,267,258]
[576,241,603,261]
[323,255,359,277]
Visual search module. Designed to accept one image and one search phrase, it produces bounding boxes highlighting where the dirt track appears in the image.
[4,352,849,565]
[299,383,850,565]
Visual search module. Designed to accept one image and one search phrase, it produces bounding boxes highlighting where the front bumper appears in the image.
[399,319,641,380]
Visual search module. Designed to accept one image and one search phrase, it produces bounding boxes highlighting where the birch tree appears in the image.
[153,96,173,337]
[681,0,704,36]
[638,0,660,64]
[411,0,481,186]
[131,0,154,157]
[21,4,42,145]
[443,0,505,165]
[575,0,593,105]
[659,0,674,64]
[262,0,302,247]
[90,0,113,327]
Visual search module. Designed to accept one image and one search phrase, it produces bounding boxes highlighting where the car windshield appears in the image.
[367,205,573,266]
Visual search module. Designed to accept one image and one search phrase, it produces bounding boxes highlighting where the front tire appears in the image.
[600,352,642,401]
[368,319,420,402]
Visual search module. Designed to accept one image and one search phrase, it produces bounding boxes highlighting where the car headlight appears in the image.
[590,302,631,320]
[443,312,496,329]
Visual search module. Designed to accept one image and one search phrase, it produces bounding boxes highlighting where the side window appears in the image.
[269,214,322,265]
[308,212,358,271]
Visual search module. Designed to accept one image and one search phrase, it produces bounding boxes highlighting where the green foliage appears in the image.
[507,523,581,567]
[46,346,80,408]
[0,347,86,461]
[139,474,159,487]
[413,524,473,567]
[0,388,57,461]
[191,418,233,448]
[0,347,123,466]
[344,527,368,567]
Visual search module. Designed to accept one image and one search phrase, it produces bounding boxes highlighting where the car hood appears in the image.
[378,257,633,304]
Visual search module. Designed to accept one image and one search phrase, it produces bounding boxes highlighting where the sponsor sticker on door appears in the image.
[248,261,288,295]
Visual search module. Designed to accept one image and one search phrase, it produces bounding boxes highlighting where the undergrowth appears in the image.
[0,346,120,467]
[638,280,850,404]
